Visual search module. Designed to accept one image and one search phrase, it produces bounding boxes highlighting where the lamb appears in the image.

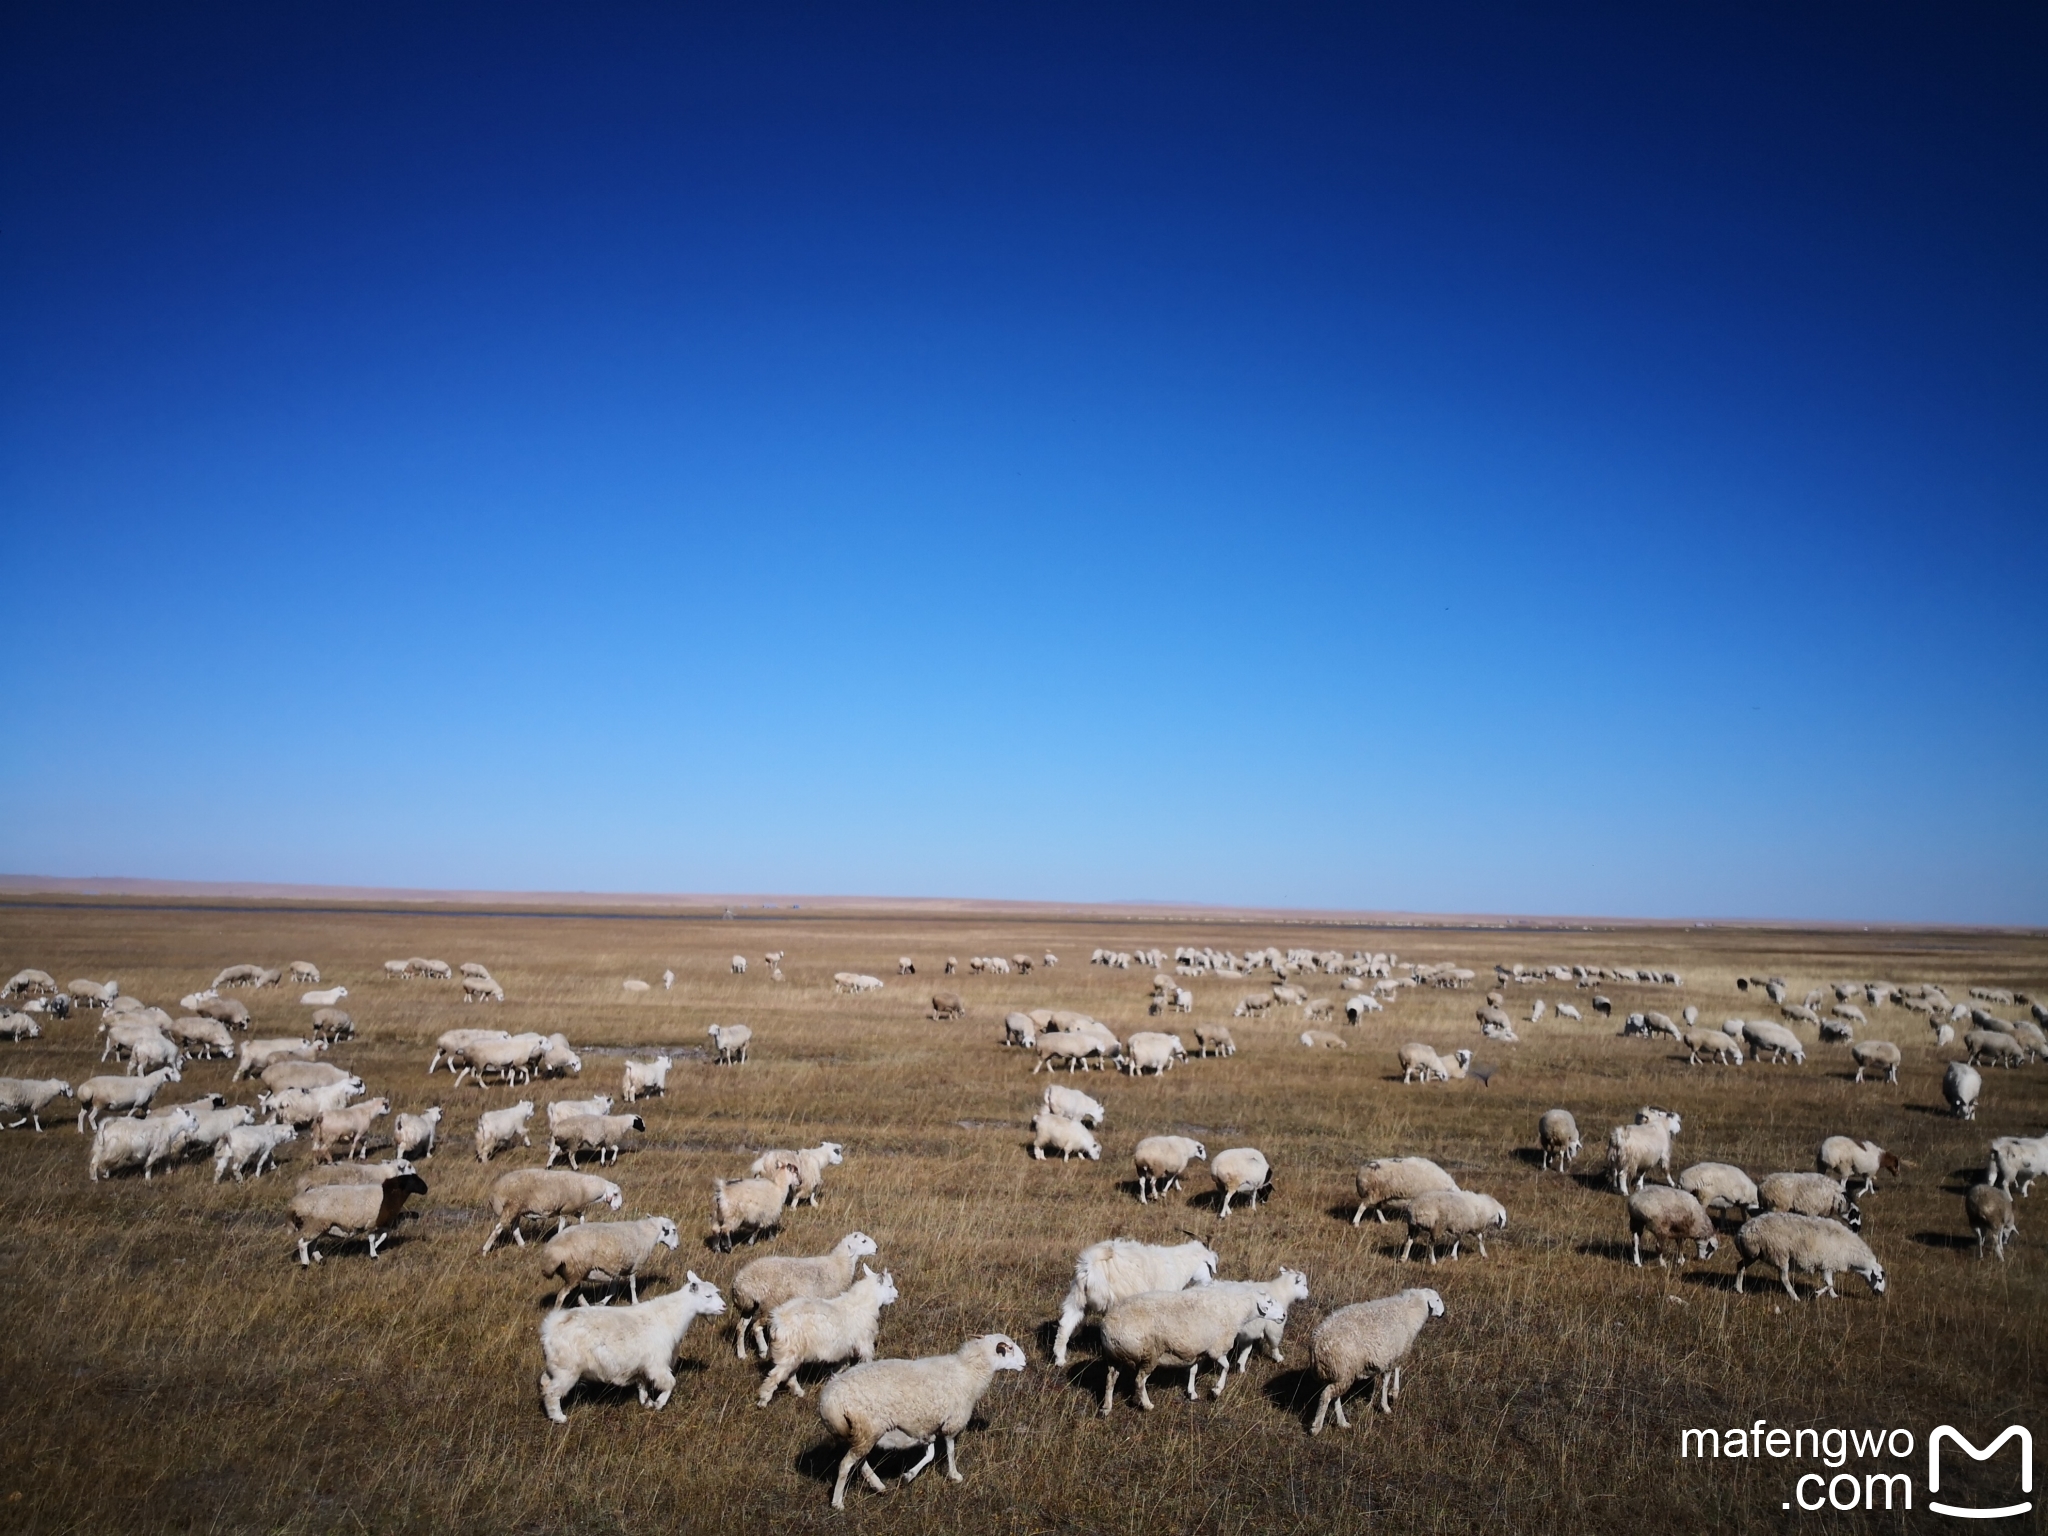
[233,1037,325,1081]
[427,1027,512,1076]
[164,1015,235,1059]
[535,1033,581,1078]
[1733,1213,1886,1300]
[1041,1085,1104,1127]
[1678,1162,1760,1216]
[1626,1185,1719,1267]
[710,1162,802,1249]
[1211,1147,1272,1216]
[731,1231,880,1359]
[1398,1044,1472,1083]
[1816,1137,1900,1196]
[1538,1109,1581,1171]
[312,1097,390,1162]
[1850,1039,1902,1083]
[1133,1136,1207,1203]
[1306,1288,1445,1433]
[1194,1024,1236,1057]
[538,1215,681,1307]
[394,1106,442,1160]
[1606,1108,1682,1192]
[538,1271,726,1422]
[1758,1172,1862,1228]
[299,986,348,1008]
[1944,1061,1983,1119]
[75,1066,181,1131]
[89,1107,198,1181]
[0,1077,72,1131]
[756,1264,898,1404]
[482,1169,624,1253]
[1052,1237,1220,1366]
[1124,1031,1189,1073]
[1742,1020,1807,1065]
[1203,1267,1310,1369]
[474,1101,537,1163]
[1398,1190,1508,1262]
[750,1141,845,1205]
[1003,1012,1037,1048]
[1966,1184,2017,1260]
[707,1023,752,1065]
[1352,1157,1458,1224]
[1097,1284,1284,1412]
[1988,1133,2048,1196]
[547,1113,645,1169]
[214,1123,297,1181]
[816,1334,1026,1509]
[621,1056,672,1101]
[290,1169,429,1265]
[1684,1029,1744,1066]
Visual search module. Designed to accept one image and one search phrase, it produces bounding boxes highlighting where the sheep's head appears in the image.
[980,1334,1027,1373]
[601,1183,623,1209]
[653,1217,681,1249]
[821,1142,845,1165]
[843,1231,878,1258]
[1860,1260,1887,1295]
[1414,1287,1446,1317]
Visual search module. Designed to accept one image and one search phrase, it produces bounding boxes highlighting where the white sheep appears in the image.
[461,976,505,1004]
[1988,1133,2047,1196]
[756,1264,898,1404]
[1031,1111,1101,1161]
[1538,1109,1581,1171]
[535,1033,581,1078]
[1758,1172,1862,1228]
[1211,1147,1271,1217]
[475,1101,537,1163]
[1816,1136,1899,1196]
[731,1231,879,1359]
[0,1077,72,1131]
[1606,1108,1682,1192]
[1677,1161,1760,1215]
[707,1023,752,1065]
[1052,1237,1219,1366]
[547,1095,615,1132]
[0,1012,42,1042]
[427,1029,512,1076]
[710,1162,801,1249]
[260,1080,359,1130]
[816,1334,1026,1509]
[299,986,348,1008]
[456,1033,550,1089]
[214,1123,297,1181]
[1741,1020,1806,1065]
[1626,1185,1719,1268]
[1684,1029,1744,1066]
[622,978,651,995]
[1097,1284,1284,1412]
[538,1215,681,1307]
[1204,1267,1310,1369]
[1351,1157,1458,1225]
[290,1169,428,1264]
[1194,1023,1236,1056]
[621,1056,672,1102]
[1132,1135,1206,1203]
[1733,1213,1886,1300]
[731,955,748,974]
[1032,1033,1107,1073]
[164,1015,235,1059]
[1122,1031,1187,1074]
[1398,1044,1472,1083]
[296,1158,416,1191]
[538,1272,725,1422]
[1003,1012,1037,1048]
[89,1107,197,1181]
[233,1037,325,1081]
[1041,1085,1104,1127]
[75,1066,181,1131]
[309,1097,388,1162]
[483,1169,623,1253]
[394,1106,442,1160]
[547,1112,645,1169]
[1398,1190,1507,1262]
[1944,1061,1982,1119]
[1307,1288,1444,1434]
[1966,1184,2017,1260]
[748,1141,845,1206]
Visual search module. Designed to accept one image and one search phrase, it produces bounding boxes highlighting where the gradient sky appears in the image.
[3,4,2043,922]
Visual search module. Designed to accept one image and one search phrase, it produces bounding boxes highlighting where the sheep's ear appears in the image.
[860,1262,874,1278]
[687,1270,702,1285]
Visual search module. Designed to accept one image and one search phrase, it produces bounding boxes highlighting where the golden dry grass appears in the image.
[0,899,2042,1534]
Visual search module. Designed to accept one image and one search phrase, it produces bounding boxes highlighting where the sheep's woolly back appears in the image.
[1066,1239,1218,1317]
[1098,1285,1263,1368]
[817,1335,1023,1443]
[1354,1157,1457,1213]
[491,1169,620,1220]
[1677,1162,1759,1211]
[1735,1212,1882,1275]
[1311,1289,1443,1379]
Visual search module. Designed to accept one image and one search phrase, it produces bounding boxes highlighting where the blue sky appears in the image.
[3,4,2043,921]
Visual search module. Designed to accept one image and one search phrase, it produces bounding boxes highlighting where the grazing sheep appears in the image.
[75,1066,182,1131]
[2,969,58,998]
[194,996,252,1030]
[1233,993,1273,1017]
[1684,1029,1744,1066]
[1965,1184,2017,1260]
[1988,1133,2048,1196]
[1944,1061,1983,1119]
[89,1108,198,1181]
[461,976,505,1004]
[288,962,320,985]
[394,1106,442,1160]
[1300,1030,1349,1050]
[1307,1288,1444,1434]
[1398,1190,1507,1263]
[1052,1237,1220,1366]
[1133,1136,1207,1203]
[707,1024,752,1065]
[456,1033,551,1089]
[427,1027,513,1076]
[1816,1137,1900,1196]
[1850,1039,1901,1083]
[1607,1108,1682,1193]
[816,1334,1026,1509]
[1537,1109,1581,1171]
[1352,1157,1458,1225]
[547,1113,646,1169]
[833,972,884,994]
[539,1215,682,1307]
[1966,1029,2028,1067]
[710,1162,802,1250]
[474,1101,537,1163]
[1627,1186,1719,1267]
[928,991,965,1020]
[214,1122,297,1181]
[1398,1044,1471,1083]
[1124,1032,1188,1073]
[1211,1147,1272,1217]
[731,955,748,975]
[1677,1162,1760,1216]
[290,1170,428,1265]
[1733,1213,1886,1300]
[749,1142,845,1206]
[0,1012,41,1042]
[897,957,915,975]
[483,1169,624,1253]
[534,1033,582,1079]
[731,1231,880,1359]
[1344,994,1384,1023]
[621,1056,673,1102]
[756,1264,899,1404]
[1193,1024,1236,1057]
[0,1076,72,1131]
[1555,1003,1582,1023]
[233,1038,325,1081]
[460,963,493,981]
[539,1272,726,1422]
[1041,1085,1104,1127]
[312,1097,390,1162]
[161,1015,233,1059]
[1032,1033,1107,1074]
[1031,1112,1100,1161]
[1098,1284,1285,1413]
[1741,1020,1807,1065]
[1758,1172,1862,1229]
[1002,1013,1037,1048]
[1203,1267,1311,1370]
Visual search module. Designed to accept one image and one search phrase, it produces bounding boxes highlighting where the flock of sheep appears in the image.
[1,945,2042,1511]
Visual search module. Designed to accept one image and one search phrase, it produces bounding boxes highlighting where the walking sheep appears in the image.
[1733,1213,1886,1300]
[1538,1110,1581,1171]
[1850,1040,1901,1083]
[474,1101,537,1163]
[1052,1237,1220,1366]
[89,1107,198,1181]
[1194,1024,1236,1057]
[0,1077,72,1132]
[707,1024,752,1065]
[546,1113,645,1170]
[1133,1136,1207,1203]
[483,1169,624,1254]
[1307,1288,1444,1434]
[1684,1029,1744,1066]
[1758,1172,1862,1229]
[1626,1186,1719,1268]
[1816,1137,1900,1197]
[1124,1031,1189,1073]
[1211,1147,1271,1217]
[1988,1133,2047,1196]
[748,1141,845,1207]
[756,1264,898,1405]
[1606,1108,1681,1193]
[1742,1020,1806,1065]
[710,1162,802,1250]
[1031,1111,1101,1161]
[214,1123,297,1181]
[731,1231,879,1360]
[538,1272,726,1422]
[1041,1085,1104,1127]
[1677,1162,1760,1216]
[75,1066,182,1131]
[1203,1267,1310,1369]
[233,1038,325,1081]
[1398,1190,1507,1263]
[538,1216,681,1307]
[622,1056,672,1101]
[1944,1061,1983,1119]
[290,1169,429,1265]
[816,1334,1026,1509]
[1351,1157,1458,1225]
[394,1106,442,1160]
[1097,1285,1285,1413]
[312,1097,390,1163]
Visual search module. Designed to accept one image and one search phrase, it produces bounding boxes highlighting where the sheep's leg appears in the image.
[1817,1269,1838,1299]
[627,1273,638,1304]
[1309,1383,1338,1435]
[1779,1261,1800,1301]
[858,1459,887,1495]
[1052,1305,1085,1367]
[1209,1355,1231,1399]
[943,1434,962,1482]
[1475,1234,1488,1258]
[1219,1190,1233,1219]
[1133,1368,1156,1410]
[647,1365,676,1410]
[1631,1232,1642,1267]
[540,1370,573,1423]
[1099,1366,1118,1415]
[1399,1236,1414,1262]
[753,1322,772,1360]
[756,1366,792,1406]
[296,1238,313,1266]
[368,1233,385,1258]
[1331,1388,1352,1429]
[1185,1363,1200,1399]
[898,1440,936,1484]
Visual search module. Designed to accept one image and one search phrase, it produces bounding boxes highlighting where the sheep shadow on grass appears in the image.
[1908,1231,1976,1252]
[1261,1367,1324,1430]
[793,1418,997,1492]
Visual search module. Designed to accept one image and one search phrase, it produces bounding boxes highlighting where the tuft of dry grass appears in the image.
[0,900,2042,1533]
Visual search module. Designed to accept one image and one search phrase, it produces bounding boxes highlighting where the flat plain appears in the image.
[0,897,2042,1535]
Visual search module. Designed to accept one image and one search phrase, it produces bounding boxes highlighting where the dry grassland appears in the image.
[0,899,2042,1535]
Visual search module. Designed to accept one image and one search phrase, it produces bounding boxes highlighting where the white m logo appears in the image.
[1930,1426,2032,1519]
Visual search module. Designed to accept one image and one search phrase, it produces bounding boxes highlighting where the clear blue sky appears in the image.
[3,4,2043,922]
